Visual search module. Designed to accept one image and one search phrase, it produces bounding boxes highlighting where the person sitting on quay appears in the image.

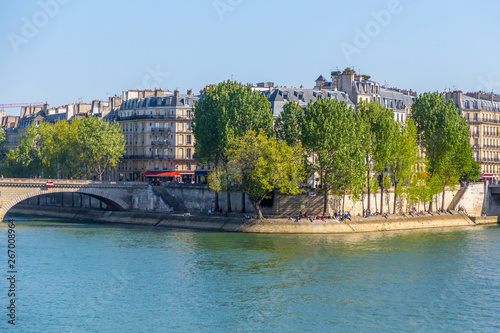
[344,212,351,221]
[382,212,388,219]
[309,217,313,223]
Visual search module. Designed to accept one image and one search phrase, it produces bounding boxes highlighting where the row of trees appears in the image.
[194,81,479,218]
[3,117,125,180]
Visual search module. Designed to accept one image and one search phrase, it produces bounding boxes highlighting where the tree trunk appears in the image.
[441,182,446,211]
[323,189,328,215]
[253,201,264,219]
[429,200,433,212]
[393,182,398,214]
[227,188,232,212]
[367,155,371,211]
[361,192,365,217]
[380,172,384,214]
[241,192,246,213]
[342,191,345,214]
[215,191,219,211]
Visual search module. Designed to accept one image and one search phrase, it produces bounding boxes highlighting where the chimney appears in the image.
[187,89,192,95]
[174,90,179,97]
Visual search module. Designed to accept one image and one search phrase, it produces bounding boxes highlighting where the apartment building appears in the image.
[446,90,500,181]
[115,90,198,182]
[263,71,416,120]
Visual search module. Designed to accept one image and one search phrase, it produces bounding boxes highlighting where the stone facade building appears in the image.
[264,71,416,121]
[115,90,198,182]
[446,90,500,181]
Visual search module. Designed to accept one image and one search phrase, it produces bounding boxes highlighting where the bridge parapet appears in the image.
[0,178,149,189]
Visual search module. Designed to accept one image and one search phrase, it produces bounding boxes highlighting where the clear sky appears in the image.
[1,0,500,115]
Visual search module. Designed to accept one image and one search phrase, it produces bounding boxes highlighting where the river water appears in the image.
[1,214,500,332]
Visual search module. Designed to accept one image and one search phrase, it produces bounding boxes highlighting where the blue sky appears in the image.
[1,0,500,115]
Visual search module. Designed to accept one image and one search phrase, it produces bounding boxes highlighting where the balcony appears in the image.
[151,127,171,133]
[118,114,192,121]
[151,141,171,146]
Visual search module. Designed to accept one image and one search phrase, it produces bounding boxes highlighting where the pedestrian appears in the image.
[208,209,212,217]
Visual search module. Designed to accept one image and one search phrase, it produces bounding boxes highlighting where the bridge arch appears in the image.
[0,187,130,221]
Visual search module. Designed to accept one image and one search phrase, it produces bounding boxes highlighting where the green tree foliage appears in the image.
[78,117,125,180]
[224,130,305,219]
[302,98,365,214]
[0,129,7,168]
[357,101,399,213]
[192,80,274,211]
[4,118,125,180]
[411,92,479,210]
[274,101,304,146]
[388,119,420,213]
[4,122,51,177]
[43,119,85,178]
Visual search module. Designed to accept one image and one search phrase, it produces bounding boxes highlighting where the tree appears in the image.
[411,92,479,211]
[0,129,7,168]
[43,119,86,178]
[274,101,304,146]
[357,101,398,214]
[192,80,274,212]
[4,122,51,177]
[78,117,125,181]
[388,119,420,213]
[224,129,305,219]
[302,98,364,214]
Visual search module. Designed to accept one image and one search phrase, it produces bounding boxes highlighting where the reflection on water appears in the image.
[1,214,500,332]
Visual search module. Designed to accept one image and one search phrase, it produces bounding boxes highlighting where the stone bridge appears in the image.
[0,178,168,221]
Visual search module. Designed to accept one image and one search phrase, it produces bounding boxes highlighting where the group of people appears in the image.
[401,208,454,217]
[207,208,227,217]
[289,211,352,223]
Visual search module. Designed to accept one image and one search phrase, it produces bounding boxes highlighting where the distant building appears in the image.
[258,70,416,121]
[446,90,500,181]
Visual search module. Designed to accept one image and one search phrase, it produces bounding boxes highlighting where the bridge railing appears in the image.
[0,178,148,186]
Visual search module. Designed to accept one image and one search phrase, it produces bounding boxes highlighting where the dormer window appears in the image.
[298,93,303,100]
[283,92,288,100]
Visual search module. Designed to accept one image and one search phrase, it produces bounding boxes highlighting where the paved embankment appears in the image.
[7,205,498,233]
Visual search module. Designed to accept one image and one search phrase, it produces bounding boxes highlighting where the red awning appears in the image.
[481,173,494,177]
[144,171,181,177]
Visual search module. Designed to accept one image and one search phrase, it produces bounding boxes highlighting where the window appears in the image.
[187,148,191,158]
[187,135,192,144]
